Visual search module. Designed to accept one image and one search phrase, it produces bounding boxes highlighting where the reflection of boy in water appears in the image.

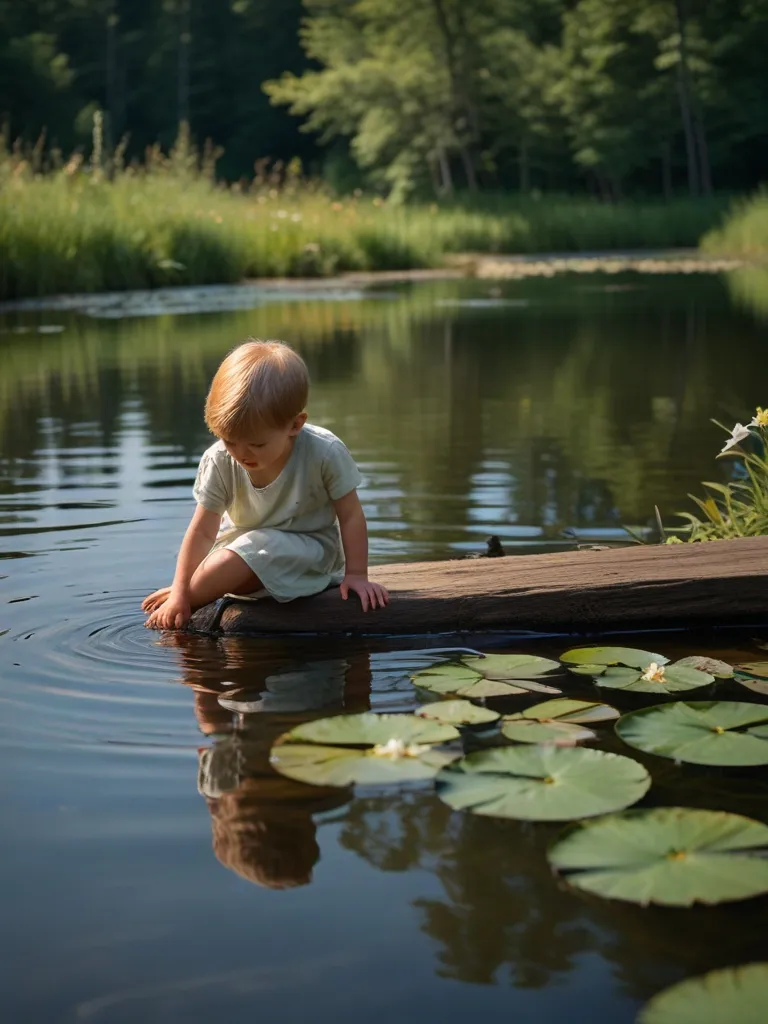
[182,643,371,889]
[205,773,341,889]
[196,700,350,890]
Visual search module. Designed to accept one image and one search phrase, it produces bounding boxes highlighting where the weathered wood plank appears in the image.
[189,536,768,636]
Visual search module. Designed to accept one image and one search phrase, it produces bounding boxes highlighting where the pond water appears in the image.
[1,272,767,1023]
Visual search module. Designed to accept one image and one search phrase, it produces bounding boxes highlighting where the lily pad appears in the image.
[462,653,561,679]
[501,698,619,746]
[272,742,457,787]
[567,663,607,676]
[561,646,668,670]
[416,700,500,727]
[461,677,561,698]
[592,662,714,695]
[615,701,768,766]
[638,962,768,1024]
[270,712,460,787]
[549,807,768,907]
[675,655,734,678]
[735,663,768,696]
[501,719,595,746]
[735,661,768,678]
[412,665,561,698]
[410,664,481,694]
[284,712,458,747]
[435,746,649,822]
[734,673,768,697]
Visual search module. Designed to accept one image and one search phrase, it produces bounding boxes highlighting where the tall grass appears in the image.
[665,415,768,542]
[0,133,731,300]
[702,191,768,258]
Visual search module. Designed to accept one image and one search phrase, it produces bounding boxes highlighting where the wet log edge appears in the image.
[188,536,768,637]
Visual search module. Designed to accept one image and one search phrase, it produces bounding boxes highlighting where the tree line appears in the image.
[2,0,767,198]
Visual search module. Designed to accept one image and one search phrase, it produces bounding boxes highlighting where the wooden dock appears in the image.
[189,536,768,637]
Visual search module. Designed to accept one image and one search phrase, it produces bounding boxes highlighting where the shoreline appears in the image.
[0,250,759,316]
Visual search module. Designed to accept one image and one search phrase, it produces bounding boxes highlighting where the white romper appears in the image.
[192,423,362,602]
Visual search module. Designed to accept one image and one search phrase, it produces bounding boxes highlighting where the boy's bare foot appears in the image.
[142,586,172,613]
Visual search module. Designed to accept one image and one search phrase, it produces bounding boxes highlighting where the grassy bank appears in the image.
[0,151,732,300]
[702,191,768,258]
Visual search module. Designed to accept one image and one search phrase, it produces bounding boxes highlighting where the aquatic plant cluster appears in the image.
[266,644,768,1019]
[0,134,732,301]
[669,408,768,543]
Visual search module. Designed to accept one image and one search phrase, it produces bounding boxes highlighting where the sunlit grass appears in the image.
[702,191,768,258]
[0,140,731,300]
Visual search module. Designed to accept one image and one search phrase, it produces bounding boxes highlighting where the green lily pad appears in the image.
[412,666,560,698]
[435,746,649,822]
[462,653,561,679]
[416,700,500,727]
[272,742,458,787]
[501,719,595,746]
[284,712,459,747]
[638,962,768,1024]
[735,661,768,678]
[410,664,481,694]
[592,662,714,695]
[549,807,768,907]
[675,655,734,678]
[270,712,461,787]
[459,677,561,698]
[521,698,621,724]
[567,663,607,676]
[734,672,768,696]
[616,701,768,766]
[561,646,668,670]
[734,663,768,695]
[501,698,618,746]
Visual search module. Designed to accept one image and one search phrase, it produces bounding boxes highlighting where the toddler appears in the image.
[143,339,389,629]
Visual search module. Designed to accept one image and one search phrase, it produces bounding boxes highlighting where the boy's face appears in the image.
[221,413,306,474]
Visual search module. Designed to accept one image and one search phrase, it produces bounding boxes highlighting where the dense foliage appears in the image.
[3,0,768,197]
[0,146,728,300]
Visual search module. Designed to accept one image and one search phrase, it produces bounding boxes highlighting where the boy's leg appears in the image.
[187,548,262,610]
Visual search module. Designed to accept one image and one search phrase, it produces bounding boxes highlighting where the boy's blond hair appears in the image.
[205,339,309,438]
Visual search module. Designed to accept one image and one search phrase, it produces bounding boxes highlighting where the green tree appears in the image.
[266,0,571,197]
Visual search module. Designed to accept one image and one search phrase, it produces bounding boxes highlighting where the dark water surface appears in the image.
[1,274,767,1023]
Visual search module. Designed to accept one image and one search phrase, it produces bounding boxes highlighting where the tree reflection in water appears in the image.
[337,788,768,998]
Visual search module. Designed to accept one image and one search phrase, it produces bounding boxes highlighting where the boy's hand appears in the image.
[339,574,389,613]
[144,591,192,630]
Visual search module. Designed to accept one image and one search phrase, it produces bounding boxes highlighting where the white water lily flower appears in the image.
[641,662,667,683]
[719,423,751,456]
[371,738,431,760]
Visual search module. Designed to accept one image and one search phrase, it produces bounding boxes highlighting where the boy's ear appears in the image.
[290,411,308,435]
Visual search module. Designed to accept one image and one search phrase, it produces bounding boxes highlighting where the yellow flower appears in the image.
[750,407,768,428]
[641,662,667,683]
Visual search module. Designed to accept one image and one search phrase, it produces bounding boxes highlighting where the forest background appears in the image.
[4,0,767,199]
[1,0,767,299]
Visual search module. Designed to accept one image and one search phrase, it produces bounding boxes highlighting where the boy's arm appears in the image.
[148,506,222,628]
[171,505,222,597]
[334,489,389,613]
